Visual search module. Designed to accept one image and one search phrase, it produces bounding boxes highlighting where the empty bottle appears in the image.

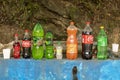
[13,33,21,59]
[81,22,93,59]
[97,26,108,59]
[45,31,54,59]
[66,21,78,60]
[32,23,44,59]
[22,30,31,59]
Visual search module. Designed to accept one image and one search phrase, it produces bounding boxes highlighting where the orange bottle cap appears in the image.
[86,21,90,24]
[70,21,74,25]
[25,29,29,32]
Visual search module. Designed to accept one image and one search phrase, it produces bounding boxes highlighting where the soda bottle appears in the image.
[66,21,78,60]
[45,31,54,59]
[13,33,21,59]
[56,41,63,59]
[32,23,44,59]
[22,30,31,59]
[81,22,93,59]
[97,26,108,59]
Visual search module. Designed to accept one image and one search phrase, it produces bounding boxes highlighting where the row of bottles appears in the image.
[66,21,107,60]
[13,23,63,59]
[13,22,107,60]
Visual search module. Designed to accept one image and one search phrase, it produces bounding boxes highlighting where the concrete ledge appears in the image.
[0,59,120,80]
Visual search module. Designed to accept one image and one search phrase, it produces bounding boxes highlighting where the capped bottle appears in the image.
[81,22,93,59]
[32,23,44,59]
[45,31,54,59]
[22,30,31,59]
[66,21,78,60]
[97,26,108,59]
[13,33,21,59]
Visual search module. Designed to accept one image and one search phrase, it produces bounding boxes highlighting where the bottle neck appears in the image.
[15,36,18,43]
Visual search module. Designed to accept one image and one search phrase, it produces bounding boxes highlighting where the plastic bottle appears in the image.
[13,33,21,59]
[22,30,31,59]
[81,22,93,59]
[97,26,108,59]
[32,23,44,59]
[66,21,78,60]
[45,31,54,59]
[56,41,63,59]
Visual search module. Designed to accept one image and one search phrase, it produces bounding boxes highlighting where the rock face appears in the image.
[0,0,120,46]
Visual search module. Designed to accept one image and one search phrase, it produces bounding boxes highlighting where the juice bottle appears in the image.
[32,23,44,59]
[66,21,78,60]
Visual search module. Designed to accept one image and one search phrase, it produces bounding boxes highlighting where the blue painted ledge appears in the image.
[0,59,120,80]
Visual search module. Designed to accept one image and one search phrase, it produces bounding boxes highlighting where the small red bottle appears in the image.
[13,34,21,59]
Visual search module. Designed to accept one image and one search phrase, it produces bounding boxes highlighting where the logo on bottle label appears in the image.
[67,44,77,53]
[14,46,20,53]
[33,37,43,46]
[22,40,31,47]
[98,37,107,46]
[82,35,93,44]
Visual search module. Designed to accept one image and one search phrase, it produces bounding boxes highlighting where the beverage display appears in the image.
[81,22,93,59]
[45,31,54,59]
[13,34,20,59]
[66,21,78,60]
[97,26,108,59]
[56,41,63,59]
[22,30,31,59]
[32,23,44,59]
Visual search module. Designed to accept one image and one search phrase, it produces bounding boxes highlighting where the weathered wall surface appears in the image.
[0,0,120,47]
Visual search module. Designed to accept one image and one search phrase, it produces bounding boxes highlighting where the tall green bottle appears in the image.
[97,26,108,59]
[45,31,54,59]
[32,23,44,59]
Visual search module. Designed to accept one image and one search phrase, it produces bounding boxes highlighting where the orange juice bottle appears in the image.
[66,21,78,60]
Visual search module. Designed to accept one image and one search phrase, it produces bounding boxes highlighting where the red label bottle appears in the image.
[13,34,20,59]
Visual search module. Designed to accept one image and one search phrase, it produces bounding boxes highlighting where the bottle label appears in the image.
[22,40,31,47]
[14,46,20,54]
[56,48,62,55]
[67,44,77,53]
[33,37,43,46]
[82,35,93,44]
[98,37,107,46]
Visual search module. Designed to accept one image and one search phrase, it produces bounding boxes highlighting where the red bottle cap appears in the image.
[70,21,74,25]
[86,21,90,25]
[25,29,29,32]
[15,33,18,37]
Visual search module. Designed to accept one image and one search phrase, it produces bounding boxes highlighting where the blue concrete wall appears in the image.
[0,59,120,80]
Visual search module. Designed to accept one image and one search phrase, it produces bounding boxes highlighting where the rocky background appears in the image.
[0,0,120,49]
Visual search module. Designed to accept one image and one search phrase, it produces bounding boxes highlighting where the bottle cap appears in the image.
[70,21,74,25]
[15,33,18,37]
[100,26,104,29]
[86,21,90,25]
[25,29,29,32]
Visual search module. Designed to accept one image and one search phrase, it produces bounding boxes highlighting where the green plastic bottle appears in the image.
[97,26,108,59]
[45,31,54,59]
[32,23,44,59]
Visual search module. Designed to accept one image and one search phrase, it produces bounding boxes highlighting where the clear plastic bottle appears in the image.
[56,41,63,59]
[81,22,93,59]
[97,26,107,59]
